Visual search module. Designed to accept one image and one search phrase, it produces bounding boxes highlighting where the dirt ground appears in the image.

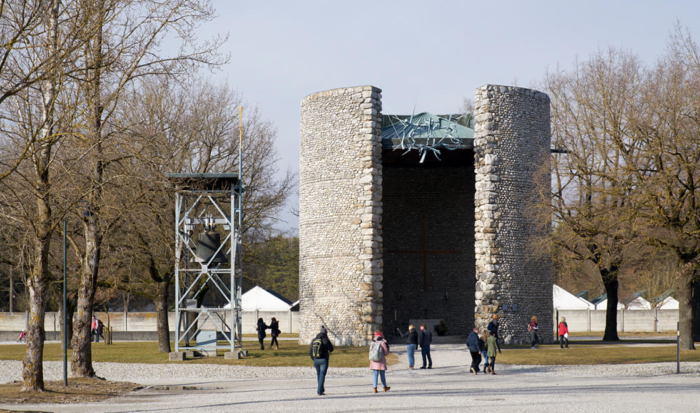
[0,378,140,406]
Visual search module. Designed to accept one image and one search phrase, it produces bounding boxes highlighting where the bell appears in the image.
[195,230,228,264]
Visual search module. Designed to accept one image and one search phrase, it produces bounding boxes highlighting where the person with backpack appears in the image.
[528,316,539,349]
[406,325,418,370]
[269,317,280,349]
[369,331,391,393]
[309,326,334,396]
[257,318,269,350]
[419,323,432,369]
[558,316,569,349]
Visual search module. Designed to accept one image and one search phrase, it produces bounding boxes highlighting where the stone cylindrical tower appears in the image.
[299,86,383,345]
[473,85,553,344]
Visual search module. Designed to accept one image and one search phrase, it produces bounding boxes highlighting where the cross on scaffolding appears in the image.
[388,216,460,291]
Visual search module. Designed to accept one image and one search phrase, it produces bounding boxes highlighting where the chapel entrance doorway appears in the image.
[381,147,476,338]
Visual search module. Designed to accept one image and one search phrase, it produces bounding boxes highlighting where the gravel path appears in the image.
[2,345,700,412]
[2,344,699,385]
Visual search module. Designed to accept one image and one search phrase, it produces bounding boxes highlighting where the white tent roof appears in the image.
[223,286,293,311]
[658,296,679,310]
[554,284,594,309]
[627,296,651,310]
[593,298,625,310]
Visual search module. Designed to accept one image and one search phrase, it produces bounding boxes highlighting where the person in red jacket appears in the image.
[558,317,569,348]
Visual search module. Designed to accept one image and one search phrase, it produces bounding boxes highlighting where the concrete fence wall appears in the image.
[555,309,678,333]
[0,311,299,335]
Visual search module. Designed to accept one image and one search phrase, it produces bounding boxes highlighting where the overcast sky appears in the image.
[198,0,700,233]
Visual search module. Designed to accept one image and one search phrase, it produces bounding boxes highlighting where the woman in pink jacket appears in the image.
[369,331,391,393]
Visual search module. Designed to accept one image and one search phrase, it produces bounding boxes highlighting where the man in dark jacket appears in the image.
[467,327,481,374]
[419,324,433,369]
[309,326,334,396]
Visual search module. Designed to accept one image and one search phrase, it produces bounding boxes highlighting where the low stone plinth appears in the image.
[169,352,186,361]
[224,350,246,359]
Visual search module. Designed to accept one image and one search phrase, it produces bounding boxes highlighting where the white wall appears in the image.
[555,308,678,333]
[0,311,299,335]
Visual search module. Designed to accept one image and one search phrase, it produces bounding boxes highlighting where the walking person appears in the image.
[558,316,569,349]
[269,317,280,349]
[96,319,105,342]
[419,323,432,369]
[480,331,489,374]
[91,316,98,343]
[467,327,482,374]
[369,331,391,393]
[528,316,539,349]
[487,314,502,354]
[406,325,418,370]
[309,326,334,396]
[486,330,498,374]
[256,318,269,350]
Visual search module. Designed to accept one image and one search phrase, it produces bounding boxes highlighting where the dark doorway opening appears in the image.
[381,148,476,338]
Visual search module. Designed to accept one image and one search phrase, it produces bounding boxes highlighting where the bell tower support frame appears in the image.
[169,173,243,355]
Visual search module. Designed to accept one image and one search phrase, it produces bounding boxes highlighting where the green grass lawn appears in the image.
[497,343,700,365]
[3,341,700,367]
[0,341,395,368]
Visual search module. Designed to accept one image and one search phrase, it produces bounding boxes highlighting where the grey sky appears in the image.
[201,0,700,232]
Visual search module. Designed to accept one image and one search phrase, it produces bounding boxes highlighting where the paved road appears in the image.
[2,345,699,412]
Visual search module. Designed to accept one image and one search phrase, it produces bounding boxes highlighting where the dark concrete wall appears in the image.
[381,159,476,336]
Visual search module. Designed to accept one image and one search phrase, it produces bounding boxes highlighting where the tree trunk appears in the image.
[678,261,696,350]
[692,280,700,342]
[22,0,60,391]
[602,270,620,341]
[72,0,105,377]
[154,280,171,353]
[71,227,100,377]
[21,247,50,392]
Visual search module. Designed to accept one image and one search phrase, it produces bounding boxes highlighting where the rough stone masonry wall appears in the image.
[299,86,383,345]
[473,85,553,344]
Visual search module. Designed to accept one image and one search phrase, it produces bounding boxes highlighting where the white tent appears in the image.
[658,296,679,310]
[627,296,652,310]
[554,284,594,309]
[223,286,293,311]
[593,298,625,311]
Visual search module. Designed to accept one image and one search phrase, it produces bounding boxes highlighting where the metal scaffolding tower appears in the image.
[168,173,244,356]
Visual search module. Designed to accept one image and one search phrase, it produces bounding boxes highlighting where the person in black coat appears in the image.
[256,318,269,350]
[406,325,418,370]
[467,327,482,374]
[419,323,433,369]
[269,317,280,349]
[309,326,334,396]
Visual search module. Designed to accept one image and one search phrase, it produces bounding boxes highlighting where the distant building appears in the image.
[553,285,593,310]
[590,294,625,311]
[241,286,293,312]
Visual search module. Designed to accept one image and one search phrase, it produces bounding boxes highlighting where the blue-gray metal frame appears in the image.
[174,186,242,353]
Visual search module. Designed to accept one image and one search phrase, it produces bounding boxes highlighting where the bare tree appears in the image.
[63,0,227,377]
[542,48,645,341]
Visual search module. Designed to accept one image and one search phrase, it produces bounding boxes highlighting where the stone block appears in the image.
[224,350,243,360]
[169,352,185,361]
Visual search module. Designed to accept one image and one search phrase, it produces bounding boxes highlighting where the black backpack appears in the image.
[310,338,324,359]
